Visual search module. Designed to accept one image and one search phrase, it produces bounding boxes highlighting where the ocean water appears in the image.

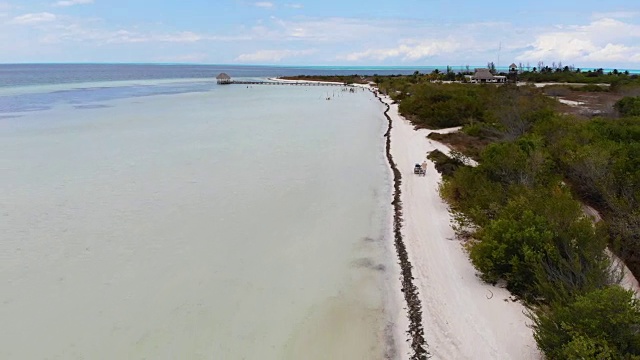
[0,66,398,359]
[0,63,443,89]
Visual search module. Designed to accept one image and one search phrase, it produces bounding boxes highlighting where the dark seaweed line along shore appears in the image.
[373,89,429,360]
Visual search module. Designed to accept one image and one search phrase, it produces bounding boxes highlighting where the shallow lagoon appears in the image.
[0,80,399,359]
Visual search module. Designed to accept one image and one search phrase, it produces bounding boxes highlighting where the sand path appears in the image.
[382,95,541,359]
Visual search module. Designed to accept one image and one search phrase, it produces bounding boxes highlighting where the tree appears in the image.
[488,61,496,74]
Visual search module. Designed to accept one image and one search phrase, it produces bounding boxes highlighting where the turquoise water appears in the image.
[0,79,399,358]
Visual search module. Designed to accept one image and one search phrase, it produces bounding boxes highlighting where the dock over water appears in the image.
[231,80,348,86]
[216,73,353,87]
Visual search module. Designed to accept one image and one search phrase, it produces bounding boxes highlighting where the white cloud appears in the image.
[10,12,57,24]
[343,38,461,62]
[235,49,316,62]
[53,0,93,6]
[1,7,638,67]
[517,18,640,64]
[39,25,249,44]
[259,17,399,42]
[583,43,640,62]
[254,2,273,8]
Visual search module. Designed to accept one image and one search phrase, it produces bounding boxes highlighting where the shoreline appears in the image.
[245,78,540,358]
[373,90,429,359]
[262,78,540,358]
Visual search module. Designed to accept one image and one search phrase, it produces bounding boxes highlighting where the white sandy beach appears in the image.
[379,94,541,359]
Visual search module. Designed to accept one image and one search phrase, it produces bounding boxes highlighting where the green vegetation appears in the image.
[377,74,640,358]
[427,131,491,160]
[576,84,610,92]
[398,83,485,128]
[377,80,555,135]
[533,286,640,359]
[518,68,628,84]
[426,149,465,177]
[535,115,640,276]
[615,96,640,116]
[467,187,611,302]
[440,138,613,302]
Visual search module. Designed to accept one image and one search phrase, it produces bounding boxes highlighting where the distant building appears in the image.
[508,63,519,83]
[216,73,232,85]
[464,68,506,83]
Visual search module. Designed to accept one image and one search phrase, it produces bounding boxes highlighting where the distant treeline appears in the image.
[519,67,640,86]
[283,68,640,88]
[372,66,640,85]
[376,76,640,358]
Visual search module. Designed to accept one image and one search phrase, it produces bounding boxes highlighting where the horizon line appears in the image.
[1,62,639,71]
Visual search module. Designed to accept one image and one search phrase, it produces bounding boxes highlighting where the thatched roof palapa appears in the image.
[473,68,495,80]
[216,72,232,85]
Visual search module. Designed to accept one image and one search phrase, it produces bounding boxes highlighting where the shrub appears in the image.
[614,96,640,117]
[427,149,466,177]
[398,83,485,128]
[469,188,610,300]
[440,166,507,227]
[573,84,609,92]
[533,286,640,359]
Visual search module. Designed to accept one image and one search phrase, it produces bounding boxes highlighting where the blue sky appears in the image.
[1,0,639,68]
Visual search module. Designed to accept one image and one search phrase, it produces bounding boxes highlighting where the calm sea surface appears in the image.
[0,63,445,89]
[0,65,400,359]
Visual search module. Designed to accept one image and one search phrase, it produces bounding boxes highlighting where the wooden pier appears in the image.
[232,80,348,87]
[214,73,355,87]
